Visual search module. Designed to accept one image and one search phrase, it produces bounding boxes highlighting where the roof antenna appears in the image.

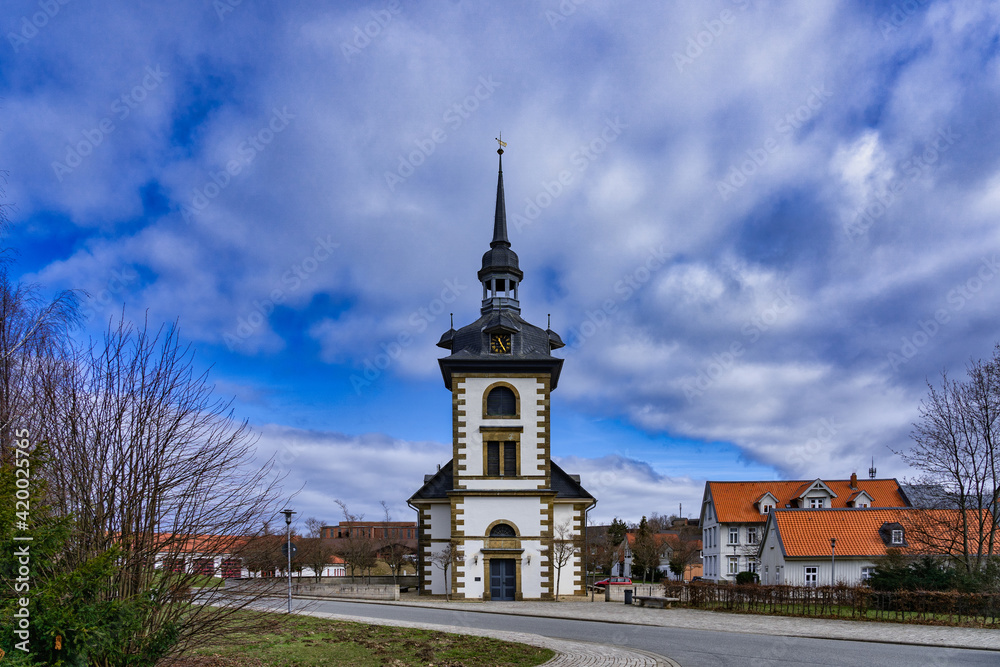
[869,457,877,479]
[450,313,453,329]
[547,313,551,329]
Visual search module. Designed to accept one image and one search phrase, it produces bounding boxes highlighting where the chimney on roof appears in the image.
[850,472,858,490]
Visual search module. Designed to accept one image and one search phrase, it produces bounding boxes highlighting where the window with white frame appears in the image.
[891,529,903,544]
[747,527,757,545]
[804,566,818,586]
[861,566,876,581]
[761,503,773,514]
[728,556,739,574]
[748,560,758,573]
[809,497,825,508]
[729,527,739,545]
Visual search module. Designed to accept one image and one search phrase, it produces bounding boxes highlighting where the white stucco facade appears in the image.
[408,150,595,600]
[413,371,593,600]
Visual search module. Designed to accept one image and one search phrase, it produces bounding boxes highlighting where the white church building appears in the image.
[408,144,595,600]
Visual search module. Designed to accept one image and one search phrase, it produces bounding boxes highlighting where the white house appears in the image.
[700,475,910,582]
[408,146,595,600]
[757,507,990,586]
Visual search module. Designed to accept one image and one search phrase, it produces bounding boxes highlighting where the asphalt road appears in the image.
[289,598,999,666]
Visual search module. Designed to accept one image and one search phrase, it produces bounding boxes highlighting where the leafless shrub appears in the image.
[551,521,582,600]
[32,314,286,662]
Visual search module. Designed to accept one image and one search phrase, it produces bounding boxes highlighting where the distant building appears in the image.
[321,521,417,542]
[700,474,910,582]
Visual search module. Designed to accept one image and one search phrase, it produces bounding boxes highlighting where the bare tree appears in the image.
[239,521,285,577]
[645,512,671,534]
[299,516,337,581]
[897,347,1000,575]
[32,314,285,663]
[430,541,458,600]
[630,517,668,582]
[305,516,324,538]
[0,268,79,463]
[334,499,377,582]
[551,521,582,601]
[587,523,619,577]
[667,538,702,582]
[379,501,412,586]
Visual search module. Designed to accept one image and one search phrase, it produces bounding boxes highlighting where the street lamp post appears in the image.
[830,538,836,587]
[282,509,296,614]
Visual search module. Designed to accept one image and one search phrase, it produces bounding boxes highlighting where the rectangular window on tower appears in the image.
[503,442,517,476]
[487,442,500,476]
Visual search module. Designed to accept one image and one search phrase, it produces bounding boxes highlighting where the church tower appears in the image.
[409,143,595,600]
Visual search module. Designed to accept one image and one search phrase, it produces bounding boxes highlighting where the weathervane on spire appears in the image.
[495,133,507,155]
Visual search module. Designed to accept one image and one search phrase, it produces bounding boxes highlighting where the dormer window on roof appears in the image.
[847,490,875,508]
[878,521,907,548]
[755,492,778,515]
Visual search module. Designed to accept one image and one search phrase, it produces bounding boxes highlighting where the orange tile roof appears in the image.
[771,508,997,558]
[142,532,248,554]
[707,479,908,524]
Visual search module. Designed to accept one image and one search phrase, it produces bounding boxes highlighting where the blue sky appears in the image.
[3,0,1000,527]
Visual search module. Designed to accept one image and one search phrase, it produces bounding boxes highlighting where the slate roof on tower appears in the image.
[409,459,594,501]
[436,146,566,389]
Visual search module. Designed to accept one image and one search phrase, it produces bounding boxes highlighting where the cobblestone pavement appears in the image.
[376,595,1000,651]
[290,606,679,666]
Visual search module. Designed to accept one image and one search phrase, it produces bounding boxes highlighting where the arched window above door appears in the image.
[489,523,516,537]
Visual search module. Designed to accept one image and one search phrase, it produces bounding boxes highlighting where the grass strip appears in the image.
[181,609,555,666]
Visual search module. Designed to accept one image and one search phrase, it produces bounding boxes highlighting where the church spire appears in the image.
[492,144,509,247]
[478,136,522,314]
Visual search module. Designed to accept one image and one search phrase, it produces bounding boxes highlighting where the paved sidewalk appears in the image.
[302,594,1000,652]
[276,603,678,666]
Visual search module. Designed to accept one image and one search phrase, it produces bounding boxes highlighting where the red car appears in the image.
[593,576,632,587]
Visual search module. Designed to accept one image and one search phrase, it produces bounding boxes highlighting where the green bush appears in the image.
[735,571,759,585]
[868,555,960,592]
[1,458,179,666]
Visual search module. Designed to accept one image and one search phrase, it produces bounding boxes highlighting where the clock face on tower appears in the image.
[490,332,511,354]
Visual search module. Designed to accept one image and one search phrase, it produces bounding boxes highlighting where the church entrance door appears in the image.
[490,559,516,600]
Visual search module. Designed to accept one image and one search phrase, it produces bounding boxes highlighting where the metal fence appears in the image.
[660,582,1000,627]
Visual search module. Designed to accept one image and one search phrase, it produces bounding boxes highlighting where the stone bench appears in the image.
[633,595,680,609]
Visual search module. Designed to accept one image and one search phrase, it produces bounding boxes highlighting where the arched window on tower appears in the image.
[486,386,516,416]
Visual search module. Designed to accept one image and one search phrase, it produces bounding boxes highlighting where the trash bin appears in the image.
[624,589,633,605]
